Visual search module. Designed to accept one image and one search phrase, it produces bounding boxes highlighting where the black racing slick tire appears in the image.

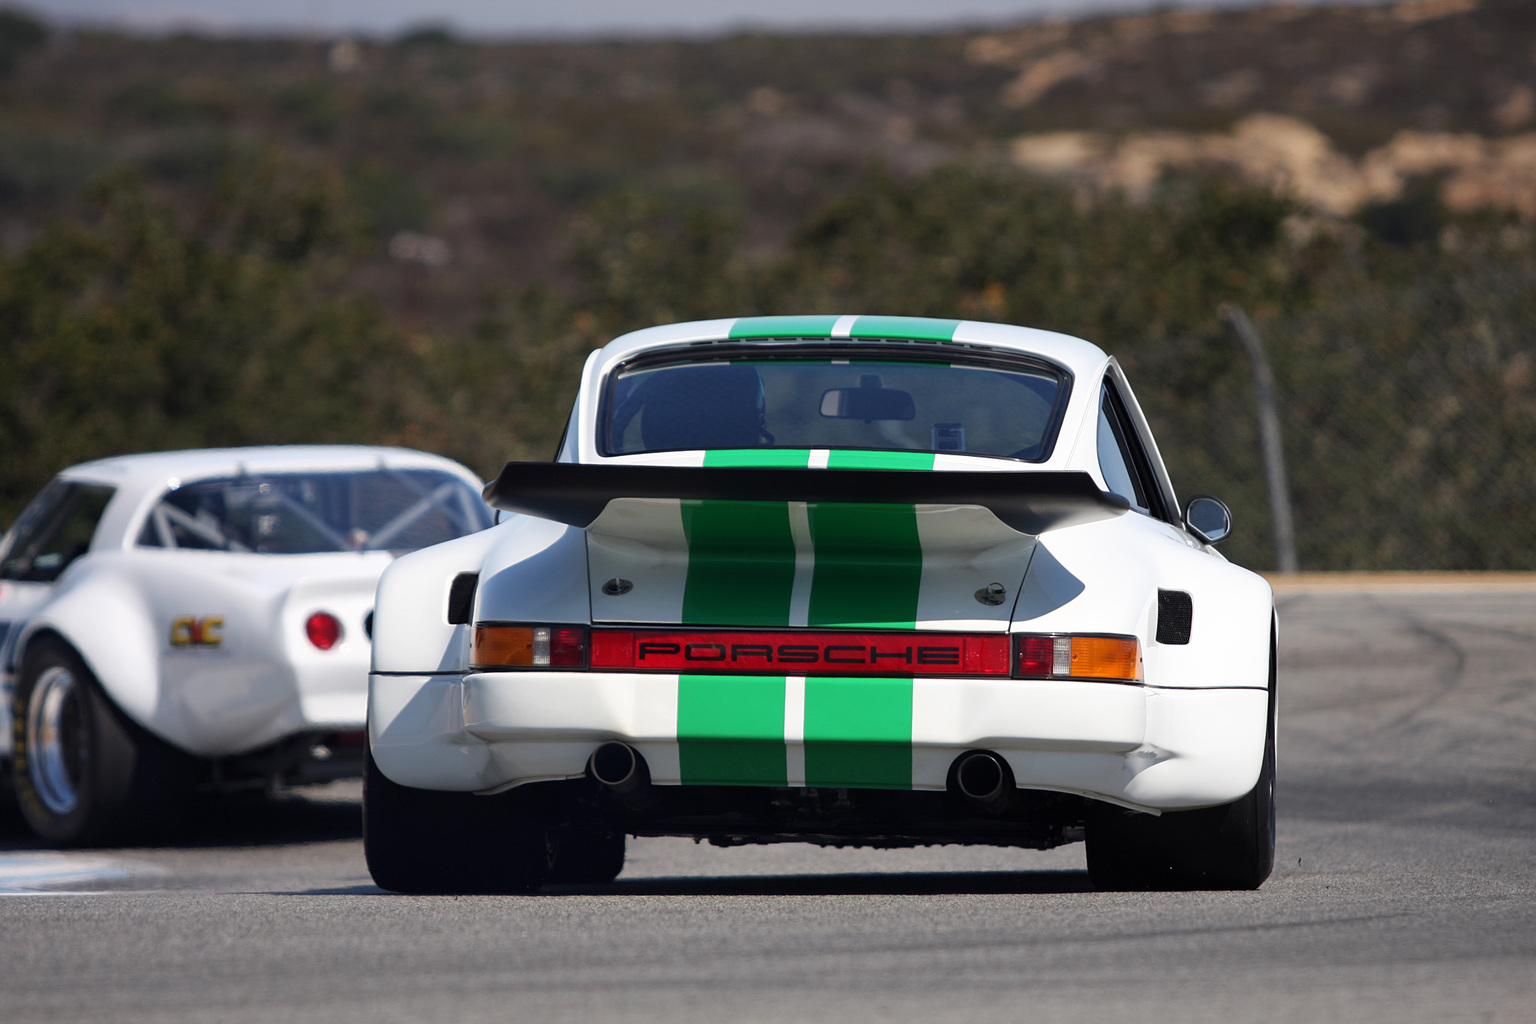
[1086,628,1278,892]
[11,637,194,847]
[548,827,626,885]
[363,746,554,894]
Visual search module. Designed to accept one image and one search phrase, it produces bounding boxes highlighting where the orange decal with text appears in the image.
[170,616,224,647]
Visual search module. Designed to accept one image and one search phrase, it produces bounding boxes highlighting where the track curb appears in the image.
[1263,571,1536,593]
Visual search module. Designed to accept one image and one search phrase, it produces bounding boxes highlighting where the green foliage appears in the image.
[0,6,47,78]
[569,188,748,328]
[106,80,205,127]
[0,127,109,201]
[1355,177,1446,249]
[1261,233,1536,569]
[1,134,1531,570]
[273,82,344,143]
[346,162,432,239]
[395,23,457,48]
[556,164,1536,571]
[0,154,411,524]
[782,168,1296,340]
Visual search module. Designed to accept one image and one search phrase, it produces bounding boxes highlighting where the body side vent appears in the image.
[1156,589,1193,645]
[447,573,479,625]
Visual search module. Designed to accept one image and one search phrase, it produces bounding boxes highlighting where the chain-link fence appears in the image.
[1121,269,1536,573]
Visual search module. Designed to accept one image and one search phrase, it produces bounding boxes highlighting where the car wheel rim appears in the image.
[26,666,83,816]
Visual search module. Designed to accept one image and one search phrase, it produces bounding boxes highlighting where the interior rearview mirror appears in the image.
[1183,495,1232,545]
[819,375,916,422]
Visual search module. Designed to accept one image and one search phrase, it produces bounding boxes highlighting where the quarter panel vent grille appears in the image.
[447,573,479,625]
[1156,590,1193,645]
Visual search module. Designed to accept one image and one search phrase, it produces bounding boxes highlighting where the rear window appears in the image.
[0,480,116,583]
[603,352,1068,461]
[136,469,492,555]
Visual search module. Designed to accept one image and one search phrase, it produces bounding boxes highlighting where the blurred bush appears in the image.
[5,156,1533,571]
[559,167,1536,572]
[0,154,413,520]
[0,6,46,78]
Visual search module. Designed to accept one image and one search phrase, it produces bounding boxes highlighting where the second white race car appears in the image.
[0,445,492,845]
[366,316,1276,892]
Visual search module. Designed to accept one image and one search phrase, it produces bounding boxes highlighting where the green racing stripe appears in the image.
[724,314,962,343]
[803,676,913,789]
[675,674,913,789]
[680,500,797,626]
[702,449,813,468]
[672,446,948,789]
[677,674,788,785]
[848,316,960,342]
[728,315,841,339]
[685,450,929,629]
[807,503,923,628]
[825,450,935,471]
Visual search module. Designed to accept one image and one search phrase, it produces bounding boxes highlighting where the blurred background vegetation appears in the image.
[1,0,1533,570]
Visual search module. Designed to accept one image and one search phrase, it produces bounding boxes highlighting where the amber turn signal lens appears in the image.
[472,625,588,669]
[1070,636,1140,681]
[473,626,535,667]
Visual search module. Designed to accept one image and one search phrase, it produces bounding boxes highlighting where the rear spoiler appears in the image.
[483,463,1128,536]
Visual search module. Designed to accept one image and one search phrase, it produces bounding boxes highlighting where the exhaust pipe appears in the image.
[588,742,649,796]
[951,750,1013,811]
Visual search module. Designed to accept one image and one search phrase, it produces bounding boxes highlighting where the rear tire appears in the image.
[1087,629,1277,891]
[363,747,554,894]
[11,637,194,847]
[548,827,626,885]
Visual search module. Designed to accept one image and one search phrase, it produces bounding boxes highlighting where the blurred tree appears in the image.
[0,153,411,522]
[0,6,47,79]
[568,187,747,330]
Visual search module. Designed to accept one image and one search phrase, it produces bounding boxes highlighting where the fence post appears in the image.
[1220,303,1298,573]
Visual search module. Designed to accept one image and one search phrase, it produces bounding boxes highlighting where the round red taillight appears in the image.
[306,612,342,651]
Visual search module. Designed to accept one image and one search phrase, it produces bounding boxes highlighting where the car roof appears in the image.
[591,315,1110,379]
[56,445,478,492]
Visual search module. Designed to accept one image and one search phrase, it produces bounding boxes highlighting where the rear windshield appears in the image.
[136,469,492,555]
[604,354,1067,461]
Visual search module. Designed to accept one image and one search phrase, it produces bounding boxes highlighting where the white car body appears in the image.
[1,446,491,782]
[366,316,1276,892]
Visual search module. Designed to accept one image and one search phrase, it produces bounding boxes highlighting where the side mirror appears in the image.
[819,375,915,422]
[1183,495,1232,545]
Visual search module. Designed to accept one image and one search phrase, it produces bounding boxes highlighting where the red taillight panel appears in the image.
[1012,633,1141,682]
[546,627,587,666]
[590,630,636,668]
[588,629,1010,677]
[306,612,342,651]
[473,625,589,668]
[472,626,1135,681]
[1014,635,1056,677]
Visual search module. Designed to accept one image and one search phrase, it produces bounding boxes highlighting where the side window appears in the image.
[1098,382,1165,518]
[1098,390,1148,513]
[554,405,579,462]
[0,481,116,583]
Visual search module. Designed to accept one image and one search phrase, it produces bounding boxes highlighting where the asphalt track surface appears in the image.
[2,584,1533,1023]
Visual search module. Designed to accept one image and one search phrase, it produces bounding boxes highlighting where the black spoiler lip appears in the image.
[483,462,1129,536]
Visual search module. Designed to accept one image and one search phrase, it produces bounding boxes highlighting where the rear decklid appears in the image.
[483,461,1126,631]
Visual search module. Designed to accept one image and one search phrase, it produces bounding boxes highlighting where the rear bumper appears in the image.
[369,670,1268,812]
[157,655,369,757]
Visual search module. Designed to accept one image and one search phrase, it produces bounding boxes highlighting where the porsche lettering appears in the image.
[591,629,1006,676]
[634,640,960,666]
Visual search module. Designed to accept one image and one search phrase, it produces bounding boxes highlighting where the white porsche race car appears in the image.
[0,445,492,845]
[367,316,1276,892]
